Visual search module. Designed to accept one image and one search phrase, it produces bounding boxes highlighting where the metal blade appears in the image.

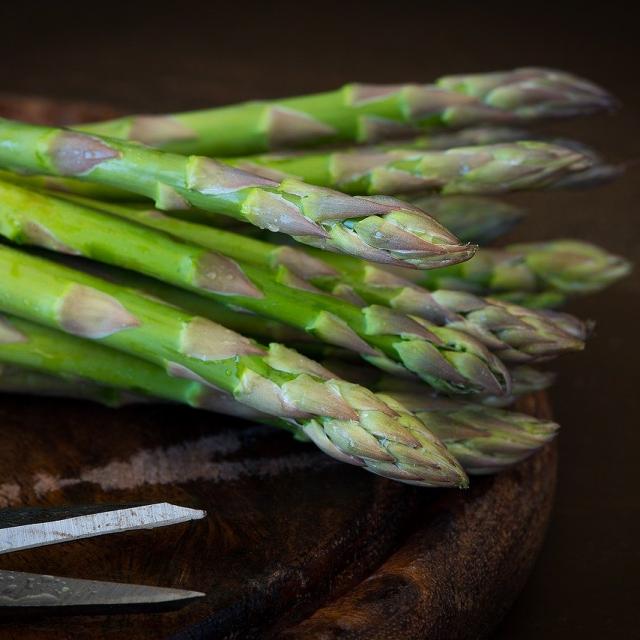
[0,503,206,554]
[0,569,204,614]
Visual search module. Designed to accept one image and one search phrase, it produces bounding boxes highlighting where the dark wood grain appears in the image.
[0,96,556,639]
[0,395,554,640]
[276,395,555,640]
[0,397,420,639]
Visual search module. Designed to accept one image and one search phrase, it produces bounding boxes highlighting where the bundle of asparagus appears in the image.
[0,67,630,488]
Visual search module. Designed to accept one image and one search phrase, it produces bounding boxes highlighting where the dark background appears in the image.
[1,2,637,637]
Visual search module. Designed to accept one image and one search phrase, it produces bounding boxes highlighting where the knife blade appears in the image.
[0,503,206,554]
[0,569,204,614]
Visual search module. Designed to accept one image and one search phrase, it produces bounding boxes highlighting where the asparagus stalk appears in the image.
[106,257,585,368]
[55,191,586,364]
[306,251,588,361]
[229,141,593,196]
[236,133,616,198]
[227,128,617,196]
[397,240,632,307]
[0,182,510,395]
[33,262,556,408]
[0,118,473,268]
[208,193,525,245]
[0,167,525,245]
[0,313,249,414]
[0,307,467,487]
[0,363,151,407]
[0,168,132,201]
[0,129,536,203]
[402,195,525,244]
[379,393,557,474]
[0,360,557,476]
[75,68,614,155]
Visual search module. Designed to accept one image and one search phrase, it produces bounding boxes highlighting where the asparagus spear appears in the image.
[74,68,613,155]
[0,129,528,208]
[0,313,466,486]
[402,195,525,244]
[33,262,556,408]
[379,393,557,474]
[0,244,417,422]
[0,364,150,407]
[0,313,256,417]
[0,128,536,203]
[0,182,510,394]
[0,139,616,204]
[398,240,632,307]
[98,255,584,368]
[54,191,586,364]
[306,252,588,362]
[0,167,525,245]
[0,360,557,476]
[56,188,526,246]
[229,141,593,196]
[234,133,616,198]
[0,118,473,268]
[0,168,132,200]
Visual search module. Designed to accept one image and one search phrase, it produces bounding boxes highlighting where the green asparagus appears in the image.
[0,313,466,486]
[229,141,593,196]
[0,142,616,205]
[261,133,617,195]
[380,393,557,475]
[0,181,511,394]
[52,191,586,364]
[36,261,561,407]
[0,66,617,490]
[0,167,526,245]
[0,129,530,203]
[0,360,557,476]
[0,363,150,407]
[0,169,132,200]
[233,138,617,196]
[0,118,474,268]
[75,68,614,155]
[98,255,585,368]
[397,240,632,307]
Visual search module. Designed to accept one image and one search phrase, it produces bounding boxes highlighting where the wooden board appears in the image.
[0,96,557,640]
